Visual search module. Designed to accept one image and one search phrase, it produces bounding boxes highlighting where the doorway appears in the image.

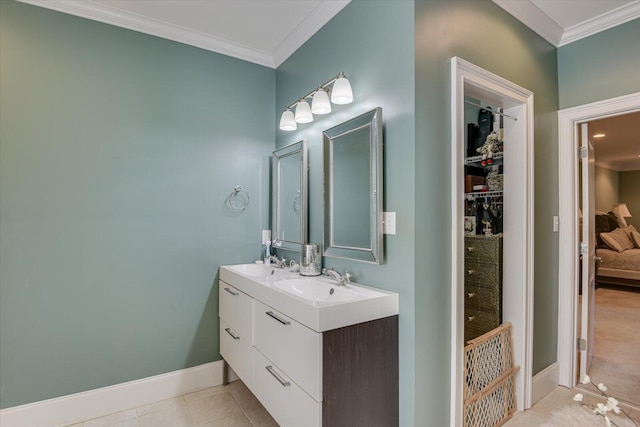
[557,92,640,399]
[577,112,640,405]
[450,57,535,426]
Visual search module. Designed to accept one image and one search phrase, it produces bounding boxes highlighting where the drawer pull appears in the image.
[467,316,476,322]
[224,287,239,296]
[224,327,240,340]
[265,365,291,387]
[467,269,476,276]
[266,311,291,325]
[467,292,476,299]
[466,246,476,252]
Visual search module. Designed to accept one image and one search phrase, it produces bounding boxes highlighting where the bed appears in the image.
[595,212,640,288]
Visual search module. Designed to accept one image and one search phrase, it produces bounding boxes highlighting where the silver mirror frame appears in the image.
[323,108,383,264]
[272,140,308,252]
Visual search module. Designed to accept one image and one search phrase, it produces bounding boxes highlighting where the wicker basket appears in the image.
[464,323,519,427]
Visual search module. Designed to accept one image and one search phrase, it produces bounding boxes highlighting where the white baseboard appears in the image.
[0,360,227,427]
[531,362,559,405]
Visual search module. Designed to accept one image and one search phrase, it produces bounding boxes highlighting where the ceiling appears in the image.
[588,111,640,172]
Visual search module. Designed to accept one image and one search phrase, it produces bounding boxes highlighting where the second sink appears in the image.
[272,278,359,305]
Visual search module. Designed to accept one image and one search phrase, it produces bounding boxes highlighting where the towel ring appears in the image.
[227,186,250,211]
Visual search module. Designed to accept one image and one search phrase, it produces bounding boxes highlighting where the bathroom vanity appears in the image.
[219,263,399,427]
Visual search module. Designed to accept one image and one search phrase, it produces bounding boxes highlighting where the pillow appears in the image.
[600,228,635,252]
[595,214,611,248]
[624,224,638,235]
[606,213,620,231]
[631,231,640,249]
[611,210,629,228]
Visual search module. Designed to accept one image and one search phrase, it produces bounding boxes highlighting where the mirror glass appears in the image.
[272,140,307,252]
[323,108,383,263]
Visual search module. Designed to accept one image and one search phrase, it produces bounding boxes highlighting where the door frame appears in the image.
[450,57,535,426]
[556,91,640,387]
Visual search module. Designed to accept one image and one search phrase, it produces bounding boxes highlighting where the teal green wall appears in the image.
[275,0,416,424]
[558,19,640,109]
[620,170,640,230]
[0,0,275,408]
[415,0,559,424]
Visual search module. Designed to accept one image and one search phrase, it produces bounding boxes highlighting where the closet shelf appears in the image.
[465,190,504,200]
[465,151,504,166]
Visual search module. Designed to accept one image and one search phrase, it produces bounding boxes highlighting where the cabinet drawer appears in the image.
[464,260,500,288]
[254,300,321,401]
[253,349,321,427]
[220,320,254,390]
[464,307,499,333]
[219,281,253,344]
[464,236,501,263]
[464,284,500,312]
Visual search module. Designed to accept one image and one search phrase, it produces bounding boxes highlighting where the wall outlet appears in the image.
[383,212,396,235]
[261,230,271,244]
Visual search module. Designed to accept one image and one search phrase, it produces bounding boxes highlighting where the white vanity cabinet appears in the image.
[218,266,399,427]
[218,282,254,389]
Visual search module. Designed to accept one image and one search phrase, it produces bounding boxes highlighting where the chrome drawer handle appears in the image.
[224,287,239,296]
[265,365,291,387]
[224,327,240,340]
[467,269,476,275]
[467,292,476,299]
[466,246,476,252]
[266,311,291,325]
[467,316,476,322]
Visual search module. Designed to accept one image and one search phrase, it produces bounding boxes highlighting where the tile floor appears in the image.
[65,380,277,427]
[504,386,640,426]
[64,381,640,426]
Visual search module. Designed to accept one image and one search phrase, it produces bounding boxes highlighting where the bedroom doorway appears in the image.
[577,113,640,406]
[557,92,640,404]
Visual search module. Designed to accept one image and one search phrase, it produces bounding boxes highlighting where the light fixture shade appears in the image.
[295,100,313,123]
[613,203,632,217]
[279,109,297,131]
[331,75,353,105]
[311,89,331,115]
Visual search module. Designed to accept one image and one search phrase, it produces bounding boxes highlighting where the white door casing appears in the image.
[557,92,640,388]
[450,57,535,427]
[579,123,596,380]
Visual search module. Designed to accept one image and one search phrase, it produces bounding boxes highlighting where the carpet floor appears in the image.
[578,286,640,406]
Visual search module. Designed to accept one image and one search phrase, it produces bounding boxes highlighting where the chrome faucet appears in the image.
[266,255,286,268]
[322,268,352,286]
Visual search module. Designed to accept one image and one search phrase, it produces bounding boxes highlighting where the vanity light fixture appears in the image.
[279,71,353,131]
[279,108,297,131]
[593,133,606,138]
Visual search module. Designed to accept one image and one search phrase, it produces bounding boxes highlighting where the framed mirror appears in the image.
[323,108,383,264]
[272,140,308,252]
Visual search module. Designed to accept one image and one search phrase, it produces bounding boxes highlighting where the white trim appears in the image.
[556,91,640,389]
[0,361,225,427]
[492,0,640,48]
[15,0,351,69]
[271,0,350,68]
[531,362,559,405]
[450,57,535,426]
[559,1,640,47]
[492,0,563,46]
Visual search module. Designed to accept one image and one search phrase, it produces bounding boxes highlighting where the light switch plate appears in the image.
[553,216,559,232]
[383,212,396,235]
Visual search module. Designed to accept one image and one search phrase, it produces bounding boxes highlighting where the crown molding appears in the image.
[272,0,350,68]
[18,0,281,68]
[559,0,640,46]
[493,0,640,48]
[492,0,564,46]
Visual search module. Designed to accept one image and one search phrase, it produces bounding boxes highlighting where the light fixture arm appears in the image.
[284,72,346,111]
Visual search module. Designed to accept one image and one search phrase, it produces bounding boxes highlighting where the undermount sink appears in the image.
[228,263,280,277]
[272,278,359,305]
